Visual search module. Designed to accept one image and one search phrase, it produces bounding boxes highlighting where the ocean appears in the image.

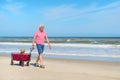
[0,37,120,62]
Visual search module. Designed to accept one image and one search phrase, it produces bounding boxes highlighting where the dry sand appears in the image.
[0,55,120,80]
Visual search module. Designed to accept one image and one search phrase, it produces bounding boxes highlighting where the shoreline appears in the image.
[1,54,120,66]
[1,53,120,63]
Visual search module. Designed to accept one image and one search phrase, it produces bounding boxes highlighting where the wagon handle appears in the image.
[29,48,34,54]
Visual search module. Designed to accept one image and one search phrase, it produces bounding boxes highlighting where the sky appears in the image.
[0,0,120,37]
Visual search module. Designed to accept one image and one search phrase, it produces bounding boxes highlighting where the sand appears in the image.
[0,55,120,80]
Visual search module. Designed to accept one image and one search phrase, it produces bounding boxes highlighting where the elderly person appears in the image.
[32,24,51,68]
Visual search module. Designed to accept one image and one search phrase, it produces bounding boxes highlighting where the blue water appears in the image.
[0,37,120,62]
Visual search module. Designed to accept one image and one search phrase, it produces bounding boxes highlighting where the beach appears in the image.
[0,0,120,79]
[0,55,120,80]
[0,37,120,80]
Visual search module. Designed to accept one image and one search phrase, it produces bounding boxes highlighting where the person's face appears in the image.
[39,26,44,32]
[21,49,25,53]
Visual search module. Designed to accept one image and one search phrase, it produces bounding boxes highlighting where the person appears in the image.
[19,48,25,65]
[32,24,51,68]
[20,48,25,54]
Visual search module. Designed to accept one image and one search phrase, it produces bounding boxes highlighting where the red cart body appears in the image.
[11,53,31,67]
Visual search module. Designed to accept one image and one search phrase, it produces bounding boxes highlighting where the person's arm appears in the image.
[45,35,52,49]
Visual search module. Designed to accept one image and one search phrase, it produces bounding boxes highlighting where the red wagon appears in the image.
[11,48,33,67]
